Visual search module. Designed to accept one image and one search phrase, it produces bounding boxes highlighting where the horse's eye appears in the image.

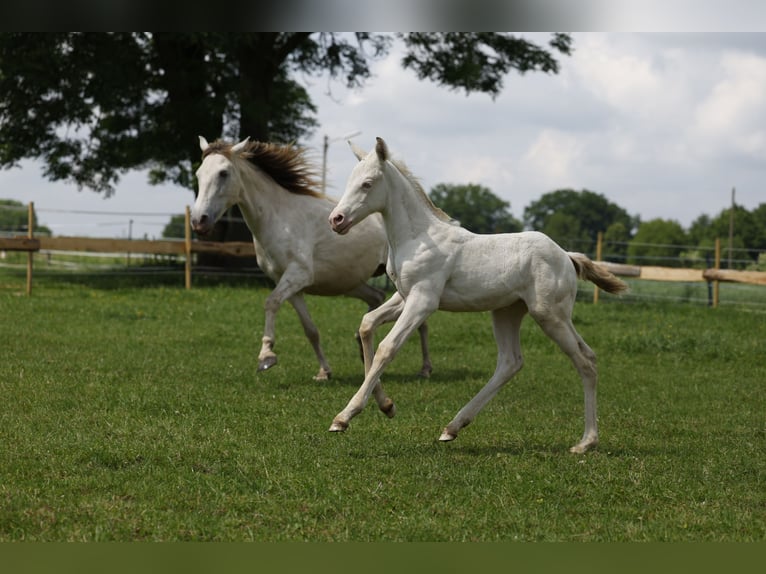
[361,181,372,190]
[219,170,229,179]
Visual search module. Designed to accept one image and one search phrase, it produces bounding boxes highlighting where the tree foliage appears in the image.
[0,199,51,235]
[400,33,572,98]
[627,218,688,267]
[523,188,637,254]
[428,183,521,234]
[0,32,572,198]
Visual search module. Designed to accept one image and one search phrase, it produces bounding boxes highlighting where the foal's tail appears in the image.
[568,252,629,295]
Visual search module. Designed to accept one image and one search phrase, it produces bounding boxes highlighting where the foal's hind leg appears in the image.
[440,302,526,441]
[532,309,599,453]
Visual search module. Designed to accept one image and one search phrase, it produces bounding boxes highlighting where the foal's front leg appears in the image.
[357,292,408,418]
[330,293,437,432]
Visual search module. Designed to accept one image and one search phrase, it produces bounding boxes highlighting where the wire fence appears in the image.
[1,202,765,309]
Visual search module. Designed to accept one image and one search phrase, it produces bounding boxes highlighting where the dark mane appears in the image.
[202,139,323,197]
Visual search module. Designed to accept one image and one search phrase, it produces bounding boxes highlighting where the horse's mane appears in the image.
[202,139,323,198]
[388,158,456,224]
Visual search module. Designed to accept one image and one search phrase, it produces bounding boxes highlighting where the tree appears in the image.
[523,188,637,254]
[627,218,688,267]
[161,214,187,239]
[687,203,766,267]
[428,183,521,234]
[0,33,572,246]
[0,199,51,235]
[542,212,590,252]
[603,221,631,262]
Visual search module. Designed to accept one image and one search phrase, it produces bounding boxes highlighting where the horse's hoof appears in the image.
[381,400,396,419]
[329,419,349,432]
[438,429,457,442]
[418,366,432,379]
[313,369,331,381]
[258,356,277,372]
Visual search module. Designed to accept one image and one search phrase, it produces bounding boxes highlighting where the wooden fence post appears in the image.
[184,206,192,290]
[713,237,720,308]
[26,202,34,296]
[593,231,603,304]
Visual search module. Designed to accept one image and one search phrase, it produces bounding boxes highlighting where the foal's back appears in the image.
[437,230,577,313]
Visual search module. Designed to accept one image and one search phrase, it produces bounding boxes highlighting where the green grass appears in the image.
[0,276,764,541]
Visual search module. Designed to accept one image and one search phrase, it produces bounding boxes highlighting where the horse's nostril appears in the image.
[332,213,344,226]
[199,214,209,225]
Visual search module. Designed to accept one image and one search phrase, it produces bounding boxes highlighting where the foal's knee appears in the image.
[358,314,377,342]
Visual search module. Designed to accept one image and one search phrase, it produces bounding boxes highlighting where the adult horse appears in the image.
[328,137,628,453]
[191,136,432,382]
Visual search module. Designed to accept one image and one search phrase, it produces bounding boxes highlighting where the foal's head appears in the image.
[329,137,452,235]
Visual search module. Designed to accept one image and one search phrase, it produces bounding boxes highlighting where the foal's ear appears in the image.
[199,135,210,152]
[375,137,389,161]
[348,140,366,162]
[231,137,251,154]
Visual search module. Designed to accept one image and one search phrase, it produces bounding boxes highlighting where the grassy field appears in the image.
[0,273,764,541]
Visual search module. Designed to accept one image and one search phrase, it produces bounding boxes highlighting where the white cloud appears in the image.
[520,129,586,189]
[692,51,766,160]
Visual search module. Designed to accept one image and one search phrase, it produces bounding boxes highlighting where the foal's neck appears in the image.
[382,168,448,244]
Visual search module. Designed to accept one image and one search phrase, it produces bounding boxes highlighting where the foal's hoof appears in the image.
[569,439,598,454]
[258,356,277,372]
[438,428,457,442]
[328,419,349,432]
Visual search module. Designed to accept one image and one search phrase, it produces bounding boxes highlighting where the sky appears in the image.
[1,32,765,239]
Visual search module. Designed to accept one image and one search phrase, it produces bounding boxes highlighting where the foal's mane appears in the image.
[388,157,455,224]
[202,139,323,198]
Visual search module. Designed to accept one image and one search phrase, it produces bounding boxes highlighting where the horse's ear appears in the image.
[348,140,366,162]
[199,135,210,152]
[231,137,250,154]
[375,137,389,162]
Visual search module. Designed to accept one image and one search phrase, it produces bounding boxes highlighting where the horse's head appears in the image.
[329,137,390,235]
[191,136,249,236]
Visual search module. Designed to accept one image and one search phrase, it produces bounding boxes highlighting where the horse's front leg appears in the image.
[258,271,308,373]
[330,292,437,432]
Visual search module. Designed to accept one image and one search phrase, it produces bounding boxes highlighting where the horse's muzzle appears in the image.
[191,214,212,236]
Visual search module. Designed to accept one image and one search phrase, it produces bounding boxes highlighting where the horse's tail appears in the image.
[568,252,629,295]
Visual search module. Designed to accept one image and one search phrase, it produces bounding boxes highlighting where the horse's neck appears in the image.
[235,166,285,236]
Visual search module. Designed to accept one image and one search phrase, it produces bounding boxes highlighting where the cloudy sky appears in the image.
[2,32,765,239]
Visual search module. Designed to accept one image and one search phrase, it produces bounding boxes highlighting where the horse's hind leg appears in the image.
[440,301,526,441]
[288,294,333,381]
[532,308,599,453]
